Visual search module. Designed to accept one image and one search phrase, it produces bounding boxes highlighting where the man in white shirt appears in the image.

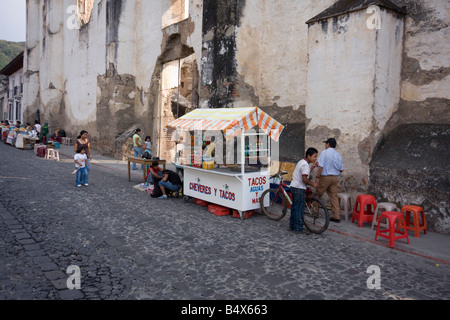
[315,138,344,223]
[289,147,319,233]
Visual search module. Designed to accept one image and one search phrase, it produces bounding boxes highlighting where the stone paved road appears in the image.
[0,142,449,302]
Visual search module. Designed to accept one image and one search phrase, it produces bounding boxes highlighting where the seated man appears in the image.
[146,161,163,185]
[158,169,182,199]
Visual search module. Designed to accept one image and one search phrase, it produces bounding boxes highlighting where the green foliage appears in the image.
[0,40,25,70]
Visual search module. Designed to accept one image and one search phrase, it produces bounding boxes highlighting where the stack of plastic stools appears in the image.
[371,202,397,230]
[400,205,427,238]
[375,211,409,248]
[352,194,377,227]
[337,193,352,222]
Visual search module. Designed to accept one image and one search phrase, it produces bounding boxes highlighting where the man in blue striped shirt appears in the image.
[315,138,344,223]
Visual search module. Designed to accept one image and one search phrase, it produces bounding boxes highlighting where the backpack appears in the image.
[150,183,163,198]
[143,150,152,159]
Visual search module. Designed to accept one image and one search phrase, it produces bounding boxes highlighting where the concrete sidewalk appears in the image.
[55,142,450,266]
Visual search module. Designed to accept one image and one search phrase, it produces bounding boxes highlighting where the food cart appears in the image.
[167,107,284,219]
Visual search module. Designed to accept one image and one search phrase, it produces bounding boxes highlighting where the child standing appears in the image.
[74,147,89,187]
[143,136,152,159]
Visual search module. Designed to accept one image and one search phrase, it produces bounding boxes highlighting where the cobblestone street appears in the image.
[1,142,449,304]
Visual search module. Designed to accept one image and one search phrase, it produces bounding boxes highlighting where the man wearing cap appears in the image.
[315,138,344,223]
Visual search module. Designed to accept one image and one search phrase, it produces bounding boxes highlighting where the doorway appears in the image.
[156,53,199,162]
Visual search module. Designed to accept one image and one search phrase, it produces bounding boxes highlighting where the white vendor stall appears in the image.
[167,107,284,218]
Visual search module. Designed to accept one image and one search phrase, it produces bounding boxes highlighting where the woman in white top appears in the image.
[34,121,41,136]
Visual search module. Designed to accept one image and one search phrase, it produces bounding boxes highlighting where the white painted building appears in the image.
[0,52,24,124]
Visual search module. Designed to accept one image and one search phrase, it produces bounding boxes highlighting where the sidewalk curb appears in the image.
[328,227,450,266]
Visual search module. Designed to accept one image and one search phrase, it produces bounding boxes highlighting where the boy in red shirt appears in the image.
[146,161,163,186]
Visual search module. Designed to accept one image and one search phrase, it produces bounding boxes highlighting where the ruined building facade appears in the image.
[23,0,449,233]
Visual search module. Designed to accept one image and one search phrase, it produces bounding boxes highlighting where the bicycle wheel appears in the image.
[303,198,330,234]
[260,188,288,220]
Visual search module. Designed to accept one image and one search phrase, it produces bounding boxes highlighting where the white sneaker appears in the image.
[77,185,81,187]
[83,184,89,186]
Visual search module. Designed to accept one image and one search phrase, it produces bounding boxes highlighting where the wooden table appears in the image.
[127,156,166,182]
[22,136,39,150]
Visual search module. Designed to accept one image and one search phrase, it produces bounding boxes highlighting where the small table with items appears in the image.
[127,156,166,182]
[22,136,39,150]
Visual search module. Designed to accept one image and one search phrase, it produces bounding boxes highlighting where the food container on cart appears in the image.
[167,107,284,219]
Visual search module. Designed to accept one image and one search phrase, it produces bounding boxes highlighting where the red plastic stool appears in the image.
[375,211,409,248]
[208,204,230,216]
[194,198,209,206]
[400,205,427,238]
[352,194,377,228]
[232,210,255,219]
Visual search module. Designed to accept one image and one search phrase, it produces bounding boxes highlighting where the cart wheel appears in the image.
[183,196,191,202]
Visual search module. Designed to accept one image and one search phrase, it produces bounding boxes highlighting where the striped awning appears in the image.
[167,107,284,141]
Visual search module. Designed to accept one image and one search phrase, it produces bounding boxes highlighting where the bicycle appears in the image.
[260,171,330,234]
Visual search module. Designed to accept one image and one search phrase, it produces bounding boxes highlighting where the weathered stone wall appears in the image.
[369,124,450,235]
[368,0,450,233]
[200,0,247,109]
[24,0,105,139]
[236,0,335,109]
[23,0,41,121]
[382,0,450,134]
[24,0,203,160]
[153,2,202,162]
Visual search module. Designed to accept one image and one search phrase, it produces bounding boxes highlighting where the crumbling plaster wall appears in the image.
[232,0,336,164]
[369,0,450,234]
[23,0,41,122]
[39,0,65,127]
[236,0,335,109]
[152,0,203,162]
[24,0,67,127]
[24,0,204,158]
[383,0,450,132]
[236,1,405,191]
[96,0,158,157]
[63,0,101,131]
[24,0,104,137]
[234,0,448,194]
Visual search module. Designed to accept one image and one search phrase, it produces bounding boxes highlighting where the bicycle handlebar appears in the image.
[270,170,288,179]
